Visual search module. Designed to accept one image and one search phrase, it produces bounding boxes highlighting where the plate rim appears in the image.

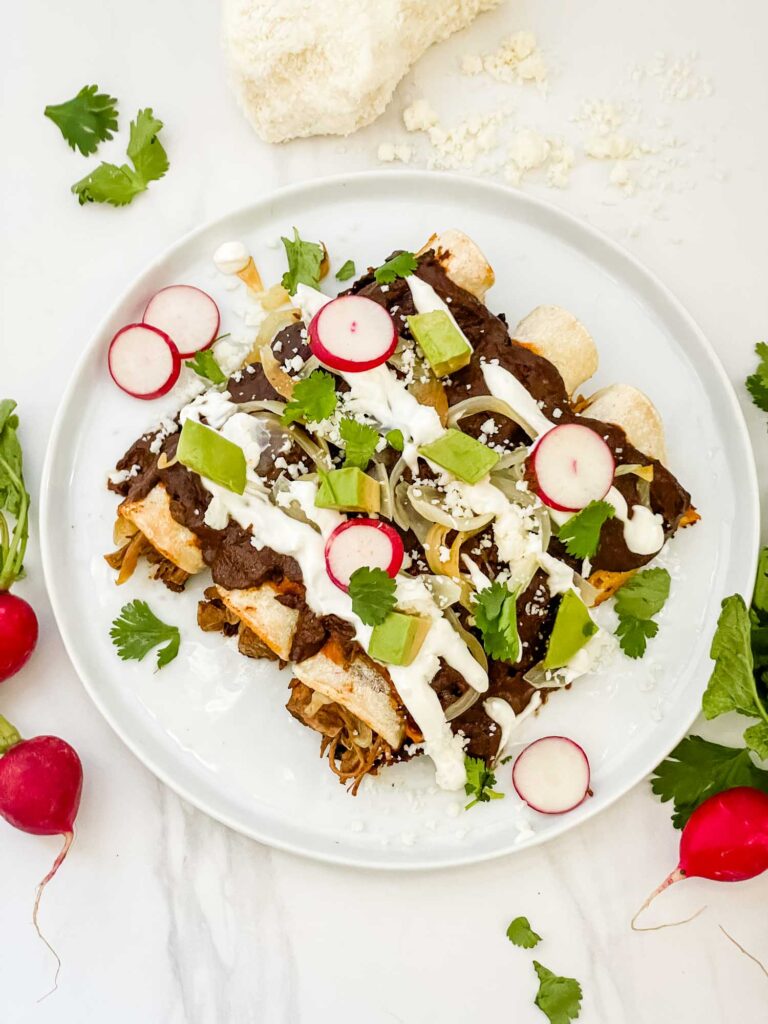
[39,169,760,870]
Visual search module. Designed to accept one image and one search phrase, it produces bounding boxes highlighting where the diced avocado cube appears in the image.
[177,418,246,494]
[368,612,431,666]
[407,310,472,377]
[543,590,598,670]
[315,467,381,513]
[418,428,500,484]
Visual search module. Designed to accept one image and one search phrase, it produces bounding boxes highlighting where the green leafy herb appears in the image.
[532,962,582,1024]
[473,582,520,663]
[385,428,404,452]
[110,600,180,669]
[0,400,30,591]
[464,755,504,810]
[557,500,614,560]
[614,567,671,658]
[335,260,356,282]
[72,108,168,207]
[340,418,379,470]
[651,735,768,829]
[746,342,768,413]
[506,916,541,949]
[44,84,118,156]
[348,567,397,626]
[374,251,418,285]
[185,349,226,385]
[282,370,338,426]
[702,593,768,758]
[281,228,325,295]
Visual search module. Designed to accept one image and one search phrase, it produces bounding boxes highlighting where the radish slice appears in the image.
[531,423,615,512]
[143,285,220,358]
[512,736,591,814]
[324,519,404,591]
[309,296,397,373]
[108,323,180,399]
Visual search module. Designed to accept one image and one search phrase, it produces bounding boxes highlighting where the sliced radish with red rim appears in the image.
[512,736,591,814]
[309,295,397,373]
[531,423,615,512]
[325,519,404,591]
[108,323,181,399]
[143,285,220,358]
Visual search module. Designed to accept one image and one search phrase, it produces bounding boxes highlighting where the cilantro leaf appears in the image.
[386,428,404,452]
[0,399,30,591]
[473,582,520,663]
[348,567,396,626]
[335,260,356,282]
[650,735,768,828]
[746,342,768,413]
[340,418,379,470]
[44,84,118,156]
[126,108,169,184]
[282,370,338,426]
[374,251,418,285]
[613,567,670,659]
[557,500,614,559]
[185,350,226,385]
[506,916,541,949]
[71,107,168,207]
[72,163,144,206]
[532,962,582,1024]
[110,600,180,670]
[281,228,325,295]
[464,754,504,809]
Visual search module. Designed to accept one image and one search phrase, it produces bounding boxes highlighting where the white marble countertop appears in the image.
[2,1,767,1020]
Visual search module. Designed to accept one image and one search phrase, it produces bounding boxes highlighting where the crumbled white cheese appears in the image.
[377,142,413,164]
[462,31,548,87]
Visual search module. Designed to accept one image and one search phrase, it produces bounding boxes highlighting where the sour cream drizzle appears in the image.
[179,397,484,789]
[483,691,543,758]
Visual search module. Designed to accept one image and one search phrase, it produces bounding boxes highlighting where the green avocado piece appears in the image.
[543,590,598,670]
[176,418,246,494]
[368,612,431,666]
[315,467,381,513]
[407,310,472,377]
[418,428,500,484]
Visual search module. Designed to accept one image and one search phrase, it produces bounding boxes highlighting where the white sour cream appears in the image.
[213,240,250,275]
[604,486,665,556]
[483,691,543,758]
[481,361,552,437]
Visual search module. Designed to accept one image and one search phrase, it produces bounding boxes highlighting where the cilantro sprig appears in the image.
[110,600,180,669]
[651,736,768,829]
[335,260,356,282]
[339,418,379,470]
[506,916,541,949]
[348,567,396,626]
[614,567,670,659]
[557,500,614,560]
[746,341,768,414]
[464,755,504,809]
[72,108,169,207]
[0,400,30,592]
[281,228,325,295]
[282,370,338,426]
[473,582,520,663]
[44,84,118,156]
[185,349,226,386]
[533,961,583,1024]
[374,251,418,285]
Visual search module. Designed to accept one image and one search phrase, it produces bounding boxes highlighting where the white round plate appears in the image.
[41,172,759,869]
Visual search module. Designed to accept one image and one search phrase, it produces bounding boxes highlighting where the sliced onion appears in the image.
[287,421,333,471]
[447,395,535,437]
[573,572,599,608]
[260,343,296,399]
[423,574,463,609]
[238,399,288,417]
[372,460,394,520]
[407,483,494,532]
[523,662,569,689]
[615,463,654,482]
[271,472,320,529]
[257,283,291,311]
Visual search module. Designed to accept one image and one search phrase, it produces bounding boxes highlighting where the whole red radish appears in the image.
[0,715,83,983]
[633,786,768,928]
[0,592,38,681]
[0,400,38,682]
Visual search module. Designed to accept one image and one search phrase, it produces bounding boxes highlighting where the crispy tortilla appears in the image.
[418,229,495,299]
[581,383,668,465]
[514,305,599,396]
[119,484,204,575]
